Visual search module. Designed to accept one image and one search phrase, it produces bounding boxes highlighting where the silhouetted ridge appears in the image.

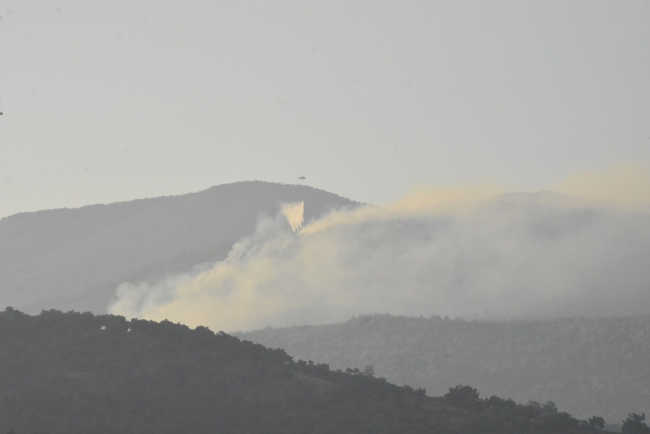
[0,308,621,434]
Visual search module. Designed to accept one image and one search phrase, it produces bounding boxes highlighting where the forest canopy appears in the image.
[0,308,641,434]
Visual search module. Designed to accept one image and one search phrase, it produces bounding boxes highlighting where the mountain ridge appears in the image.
[237,313,650,422]
[0,181,359,314]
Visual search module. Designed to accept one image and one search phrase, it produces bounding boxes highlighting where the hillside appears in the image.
[237,314,650,422]
[0,308,620,434]
[0,181,358,314]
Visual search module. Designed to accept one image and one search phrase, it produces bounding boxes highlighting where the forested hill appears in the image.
[0,181,358,314]
[0,308,627,434]
[237,314,650,422]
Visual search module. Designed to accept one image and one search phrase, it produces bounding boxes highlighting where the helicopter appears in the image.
[298,176,306,180]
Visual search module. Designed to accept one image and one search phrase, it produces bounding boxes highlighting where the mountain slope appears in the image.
[237,314,650,422]
[0,308,615,434]
[0,181,358,314]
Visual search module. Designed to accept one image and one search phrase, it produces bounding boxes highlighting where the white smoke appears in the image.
[281,201,304,232]
[108,187,650,332]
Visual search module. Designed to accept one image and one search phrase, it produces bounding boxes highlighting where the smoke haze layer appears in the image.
[109,182,650,332]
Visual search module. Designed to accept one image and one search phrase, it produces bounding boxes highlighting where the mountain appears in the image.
[0,181,358,314]
[0,307,619,434]
[236,314,650,423]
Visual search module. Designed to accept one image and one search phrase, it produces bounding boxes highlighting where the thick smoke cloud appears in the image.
[109,181,650,332]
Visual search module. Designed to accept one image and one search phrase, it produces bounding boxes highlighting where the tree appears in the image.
[588,416,605,430]
[622,413,650,434]
[542,401,558,413]
[444,385,480,410]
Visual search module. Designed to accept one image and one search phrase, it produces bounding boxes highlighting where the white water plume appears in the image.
[281,201,304,232]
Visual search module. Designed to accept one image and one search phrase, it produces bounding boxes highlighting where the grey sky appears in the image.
[1,0,649,218]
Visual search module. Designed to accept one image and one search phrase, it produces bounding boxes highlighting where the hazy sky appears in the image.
[1,0,649,218]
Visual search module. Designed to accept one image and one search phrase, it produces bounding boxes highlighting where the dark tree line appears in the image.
[0,308,644,434]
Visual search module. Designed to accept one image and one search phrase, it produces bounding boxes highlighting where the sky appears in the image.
[1,0,650,219]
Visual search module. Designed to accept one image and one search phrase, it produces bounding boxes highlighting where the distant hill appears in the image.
[0,181,358,314]
[237,314,650,423]
[0,308,619,434]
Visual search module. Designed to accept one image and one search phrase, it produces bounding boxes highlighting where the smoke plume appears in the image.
[109,169,650,332]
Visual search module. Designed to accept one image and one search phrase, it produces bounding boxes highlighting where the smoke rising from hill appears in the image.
[109,168,650,331]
